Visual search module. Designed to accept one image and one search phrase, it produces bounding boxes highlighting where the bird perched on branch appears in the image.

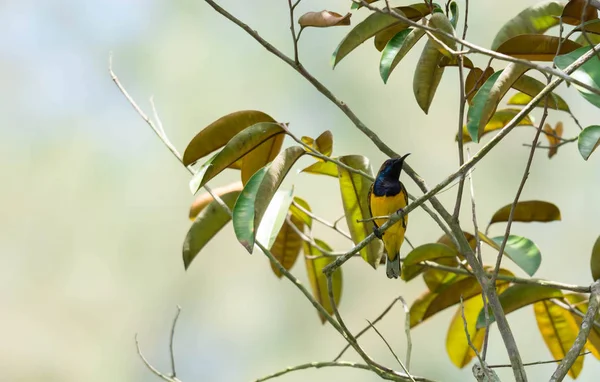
[368,154,410,279]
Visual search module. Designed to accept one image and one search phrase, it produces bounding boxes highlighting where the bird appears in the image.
[368,154,410,279]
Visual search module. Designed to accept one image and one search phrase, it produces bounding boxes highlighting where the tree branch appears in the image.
[550,281,600,382]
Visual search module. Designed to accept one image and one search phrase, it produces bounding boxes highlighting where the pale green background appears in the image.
[2,0,599,381]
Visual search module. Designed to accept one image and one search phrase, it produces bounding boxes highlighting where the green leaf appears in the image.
[578,125,600,160]
[449,1,459,28]
[495,34,582,61]
[183,190,240,269]
[509,74,571,111]
[575,31,600,46]
[411,268,514,328]
[300,160,339,177]
[460,108,534,144]
[380,28,426,83]
[490,235,542,277]
[476,284,563,328]
[253,146,306,248]
[255,188,295,251]
[337,155,383,268]
[555,45,600,108]
[401,243,460,282]
[270,213,304,278]
[489,200,562,226]
[427,13,457,58]
[466,63,529,142]
[591,235,600,281]
[332,9,407,67]
[304,239,342,324]
[189,122,286,193]
[534,300,583,379]
[413,39,445,114]
[491,0,564,50]
[183,110,276,166]
[232,166,269,252]
[289,196,313,229]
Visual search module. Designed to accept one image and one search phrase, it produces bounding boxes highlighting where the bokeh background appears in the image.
[2,0,599,381]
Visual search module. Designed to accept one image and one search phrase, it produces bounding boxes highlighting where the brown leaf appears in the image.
[189,181,243,219]
[465,67,494,105]
[270,214,304,278]
[298,11,351,28]
[562,0,599,26]
[241,133,285,184]
[544,122,564,158]
[495,34,583,61]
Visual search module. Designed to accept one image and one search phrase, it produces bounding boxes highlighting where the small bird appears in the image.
[368,154,410,279]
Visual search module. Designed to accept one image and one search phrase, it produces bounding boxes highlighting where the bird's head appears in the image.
[377,153,410,180]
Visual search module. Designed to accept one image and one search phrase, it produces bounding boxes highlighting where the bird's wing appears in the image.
[367,182,379,229]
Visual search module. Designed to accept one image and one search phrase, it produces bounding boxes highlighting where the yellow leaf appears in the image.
[534,300,584,379]
[460,108,534,143]
[337,155,383,268]
[270,214,304,278]
[561,294,600,360]
[446,283,510,368]
[544,122,564,158]
[304,239,342,324]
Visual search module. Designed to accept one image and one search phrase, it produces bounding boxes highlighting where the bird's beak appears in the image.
[401,153,411,161]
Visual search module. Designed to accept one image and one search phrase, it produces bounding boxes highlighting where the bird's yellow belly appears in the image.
[370,193,408,229]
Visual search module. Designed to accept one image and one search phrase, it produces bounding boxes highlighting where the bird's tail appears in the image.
[386,255,400,279]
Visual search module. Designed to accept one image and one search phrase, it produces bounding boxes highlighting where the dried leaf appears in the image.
[189,181,243,220]
[304,239,342,324]
[298,11,351,28]
[270,214,304,278]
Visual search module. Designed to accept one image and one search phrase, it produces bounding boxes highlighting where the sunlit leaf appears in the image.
[555,45,600,108]
[289,196,313,229]
[241,133,285,185]
[578,125,600,160]
[575,30,600,45]
[446,282,510,368]
[413,39,445,114]
[411,269,513,328]
[255,189,295,251]
[491,0,564,50]
[510,75,571,111]
[373,4,432,51]
[304,239,342,324]
[337,155,383,268]
[591,235,600,281]
[380,28,426,83]
[189,122,286,193]
[562,0,599,26]
[544,122,564,158]
[183,191,240,269]
[437,232,476,252]
[189,181,243,220]
[401,243,460,282]
[298,11,351,28]
[183,110,276,166]
[427,13,457,58]
[300,160,339,177]
[489,200,562,226]
[270,213,304,278]
[495,35,582,61]
[476,284,563,328]
[332,9,407,67]
[301,131,333,158]
[466,63,529,142]
[422,233,473,291]
[534,300,583,378]
[561,293,600,359]
[459,108,534,144]
[253,147,306,248]
[489,235,542,277]
[465,67,494,105]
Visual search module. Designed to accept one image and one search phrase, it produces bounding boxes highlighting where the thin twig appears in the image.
[292,201,352,240]
[286,0,299,63]
[398,296,413,370]
[169,306,182,378]
[489,352,591,368]
[551,281,600,381]
[367,320,416,382]
[254,361,380,382]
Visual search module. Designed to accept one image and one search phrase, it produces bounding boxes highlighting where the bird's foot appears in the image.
[373,226,383,239]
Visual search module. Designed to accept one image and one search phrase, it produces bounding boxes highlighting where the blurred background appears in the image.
[2,0,599,381]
